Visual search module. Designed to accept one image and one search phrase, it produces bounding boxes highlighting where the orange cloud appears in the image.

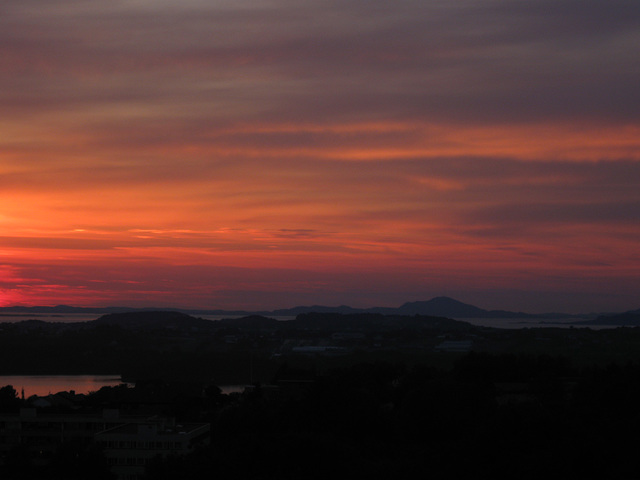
[1,1,639,312]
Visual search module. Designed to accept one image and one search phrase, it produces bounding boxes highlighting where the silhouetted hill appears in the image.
[216,315,280,329]
[589,309,640,326]
[87,310,473,333]
[292,312,473,331]
[270,305,362,316]
[373,297,577,319]
[264,297,542,318]
[92,311,214,330]
[0,296,596,320]
[396,297,489,317]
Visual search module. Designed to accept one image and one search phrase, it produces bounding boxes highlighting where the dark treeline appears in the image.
[6,313,640,383]
[5,312,640,478]
[139,353,640,479]
[0,321,276,383]
[3,352,640,478]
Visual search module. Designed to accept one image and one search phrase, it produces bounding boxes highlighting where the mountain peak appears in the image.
[398,297,488,317]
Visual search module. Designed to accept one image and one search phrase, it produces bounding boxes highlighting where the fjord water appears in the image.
[0,374,130,398]
[0,374,246,398]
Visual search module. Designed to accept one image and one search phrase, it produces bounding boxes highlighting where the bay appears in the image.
[0,374,130,398]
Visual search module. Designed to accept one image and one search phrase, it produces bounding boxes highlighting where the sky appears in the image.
[1,0,639,313]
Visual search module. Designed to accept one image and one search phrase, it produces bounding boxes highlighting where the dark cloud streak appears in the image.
[2,1,638,124]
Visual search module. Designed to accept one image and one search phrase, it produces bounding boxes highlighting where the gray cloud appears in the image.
[1,1,638,124]
[467,200,640,225]
[1,1,639,312]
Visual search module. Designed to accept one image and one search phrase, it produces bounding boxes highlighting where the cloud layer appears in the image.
[1,1,639,312]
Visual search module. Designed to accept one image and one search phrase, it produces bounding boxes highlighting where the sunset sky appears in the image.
[1,0,639,313]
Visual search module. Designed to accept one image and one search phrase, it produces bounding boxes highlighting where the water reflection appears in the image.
[0,375,130,398]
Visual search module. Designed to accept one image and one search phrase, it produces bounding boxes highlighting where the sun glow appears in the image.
[1,1,638,311]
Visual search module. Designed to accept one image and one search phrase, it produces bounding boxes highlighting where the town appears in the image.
[3,311,640,478]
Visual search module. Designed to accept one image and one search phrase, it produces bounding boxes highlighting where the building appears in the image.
[0,408,138,466]
[96,421,210,480]
[0,408,209,480]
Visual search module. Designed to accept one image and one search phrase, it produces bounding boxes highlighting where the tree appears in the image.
[0,385,20,411]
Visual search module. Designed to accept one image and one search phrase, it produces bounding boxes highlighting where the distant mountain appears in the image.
[255,297,532,318]
[92,311,214,330]
[395,297,490,317]
[275,297,589,319]
[392,297,566,319]
[587,309,640,326]
[269,305,364,316]
[292,312,473,331]
[1,296,603,320]
[87,310,473,333]
[215,315,280,329]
